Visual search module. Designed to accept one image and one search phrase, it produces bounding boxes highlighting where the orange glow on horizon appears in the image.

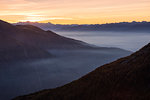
[0,0,150,24]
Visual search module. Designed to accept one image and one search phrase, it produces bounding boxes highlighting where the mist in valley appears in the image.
[0,25,149,100]
[0,49,130,100]
[54,31,150,51]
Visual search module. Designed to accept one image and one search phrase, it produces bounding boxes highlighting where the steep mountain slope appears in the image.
[0,20,51,61]
[14,43,150,100]
[0,20,89,50]
[0,19,130,61]
[1,19,117,51]
[0,19,89,61]
[0,20,100,61]
[14,25,91,49]
[0,33,50,61]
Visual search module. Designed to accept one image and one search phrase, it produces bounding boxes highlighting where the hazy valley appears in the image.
[14,43,150,100]
[1,0,150,99]
[0,20,131,100]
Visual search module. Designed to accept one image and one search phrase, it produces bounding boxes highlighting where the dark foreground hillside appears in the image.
[14,43,150,100]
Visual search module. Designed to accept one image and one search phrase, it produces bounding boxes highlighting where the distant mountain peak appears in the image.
[14,21,150,32]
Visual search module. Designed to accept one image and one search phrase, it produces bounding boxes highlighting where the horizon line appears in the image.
[11,20,150,25]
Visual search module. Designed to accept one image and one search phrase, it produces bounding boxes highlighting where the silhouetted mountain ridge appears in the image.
[1,20,129,61]
[1,20,128,50]
[0,20,92,61]
[0,20,52,61]
[13,43,150,100]
[14,21,150,32]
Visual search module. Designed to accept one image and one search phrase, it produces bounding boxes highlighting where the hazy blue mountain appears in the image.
[14,21,150,32]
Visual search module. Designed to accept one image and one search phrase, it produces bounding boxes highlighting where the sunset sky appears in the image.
[0,0,150,24]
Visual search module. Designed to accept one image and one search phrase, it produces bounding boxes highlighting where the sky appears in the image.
[0,0,150,24]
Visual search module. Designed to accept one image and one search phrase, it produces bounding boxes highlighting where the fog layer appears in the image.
[0,49,130,100]
[55,31,150,51]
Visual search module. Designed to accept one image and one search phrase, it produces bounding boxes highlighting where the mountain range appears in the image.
[0,19,132,100]
[0,20,131,61]
[13,42,150,100]
[14,21,150,32]
[0,20,97,61]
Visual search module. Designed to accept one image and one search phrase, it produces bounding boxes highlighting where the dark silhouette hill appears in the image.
[0,20,51,61]
[0,20,88,61]
[15,25,94,49]
[0,19,130,61]
[0,20,104,50]
[0,20,104,61]
[14,43,150,100]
